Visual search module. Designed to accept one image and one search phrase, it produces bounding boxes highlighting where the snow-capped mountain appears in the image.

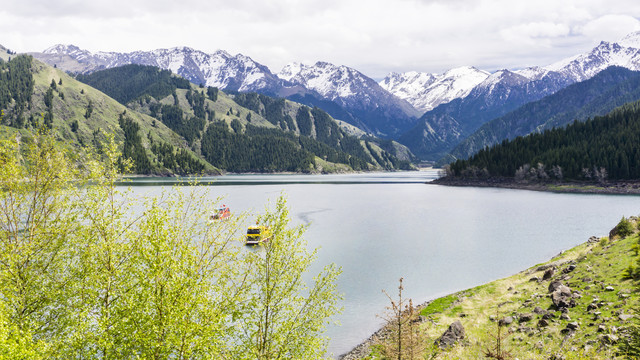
[33,45,420,137]
[278,61,420,136]
[35,45,283,93]
[379,66,490,113]
[545,32,640,83]
[398,67,574,160]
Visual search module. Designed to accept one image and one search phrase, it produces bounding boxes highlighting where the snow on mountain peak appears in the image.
[380,66,489,113]
[43,44,83,54]
[618,31,640,49]
[544,34,640,83]
[278,62,304,81]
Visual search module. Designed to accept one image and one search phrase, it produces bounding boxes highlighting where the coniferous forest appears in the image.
[76,64,191,104]
[0,55,34,128]
[447,100,640,181]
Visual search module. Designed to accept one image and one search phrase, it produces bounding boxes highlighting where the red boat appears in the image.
[210,205,231,220]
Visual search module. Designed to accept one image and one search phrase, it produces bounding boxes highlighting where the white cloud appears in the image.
[578,14,640,43]
[3,0,640,78]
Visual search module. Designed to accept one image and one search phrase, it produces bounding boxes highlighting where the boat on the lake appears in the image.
[210,205,231,220]
[246,225,272,245]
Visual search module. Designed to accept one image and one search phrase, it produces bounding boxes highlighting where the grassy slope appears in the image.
[9,59,219,174]
[355,217,640,359]
[132,87,397,172]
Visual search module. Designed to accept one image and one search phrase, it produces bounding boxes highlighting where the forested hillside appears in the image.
[446,100,640,181]
[78,65,413,172]
[0,54,212,176]
[76,64,192,104]
[447,67,640,163]
[0,52,412,175]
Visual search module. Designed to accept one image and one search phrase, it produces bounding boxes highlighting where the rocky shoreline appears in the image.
[430,177,640,195]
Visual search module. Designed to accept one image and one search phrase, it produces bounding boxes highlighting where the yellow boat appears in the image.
[245,225,272,245]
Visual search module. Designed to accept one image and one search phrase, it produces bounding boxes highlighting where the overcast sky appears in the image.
[3,0,640,78]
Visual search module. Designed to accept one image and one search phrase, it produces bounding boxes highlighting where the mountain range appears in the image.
[0,47,410,175]
[28,31,640,162]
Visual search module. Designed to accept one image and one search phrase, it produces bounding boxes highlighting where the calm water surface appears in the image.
[125,171,640,356]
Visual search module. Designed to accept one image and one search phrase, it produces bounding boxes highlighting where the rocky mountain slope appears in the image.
[398,69,572,160]
[33,44,284,93]
[278,61,420,137]
[29,30,640,162]
[379,66,490,113]
[31,46,420,138]
[391,31,640,161]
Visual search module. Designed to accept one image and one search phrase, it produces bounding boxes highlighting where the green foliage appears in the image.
[230,118,243,133]
[233,93,392,170]
[0,133,341,358]
[206,86,218,102]
[150,140,206,175]
[118,113,152,174]
[233,196,342,359]
[160,104,205,145]
[296,107,312,136]
[43,88,54,108]
[76,64,191,105]
[84,99,93,119]
[420,294,458,316]
[449,100,640,181]
[200,122,315,173]
[614,216,635,239]
[450,67,640,161]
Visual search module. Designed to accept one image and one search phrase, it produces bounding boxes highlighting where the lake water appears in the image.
[125,171,640,356]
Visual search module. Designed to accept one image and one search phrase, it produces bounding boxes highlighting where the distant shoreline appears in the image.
[430,177,640,195]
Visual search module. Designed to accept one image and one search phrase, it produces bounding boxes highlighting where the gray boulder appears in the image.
[552,285,575,310]
[436,320,465,349]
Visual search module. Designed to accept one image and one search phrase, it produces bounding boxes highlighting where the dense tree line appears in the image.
[246,125,369,170]
[160,105,205,145]
[0,55,34,128]
[295,107,313,136]
[448,100,640,181]
[185,88,207,119]
[149,139,206,175]
[232,93,394,168]
[118,113,152,174]
[200,122,316,172]
[206,86,218,102]
[76,64,191,105]
[234,92,296,130]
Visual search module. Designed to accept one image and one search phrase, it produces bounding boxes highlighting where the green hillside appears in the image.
[0,54,213,175]
[77,64,413,172]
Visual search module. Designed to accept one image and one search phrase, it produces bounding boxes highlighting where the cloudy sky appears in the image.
[3,0,640,78]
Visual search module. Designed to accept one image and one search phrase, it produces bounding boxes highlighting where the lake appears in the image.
[125,171,640,356]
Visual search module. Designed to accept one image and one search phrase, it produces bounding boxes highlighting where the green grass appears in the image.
[361,216,640,360]
[420,294,458,316]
